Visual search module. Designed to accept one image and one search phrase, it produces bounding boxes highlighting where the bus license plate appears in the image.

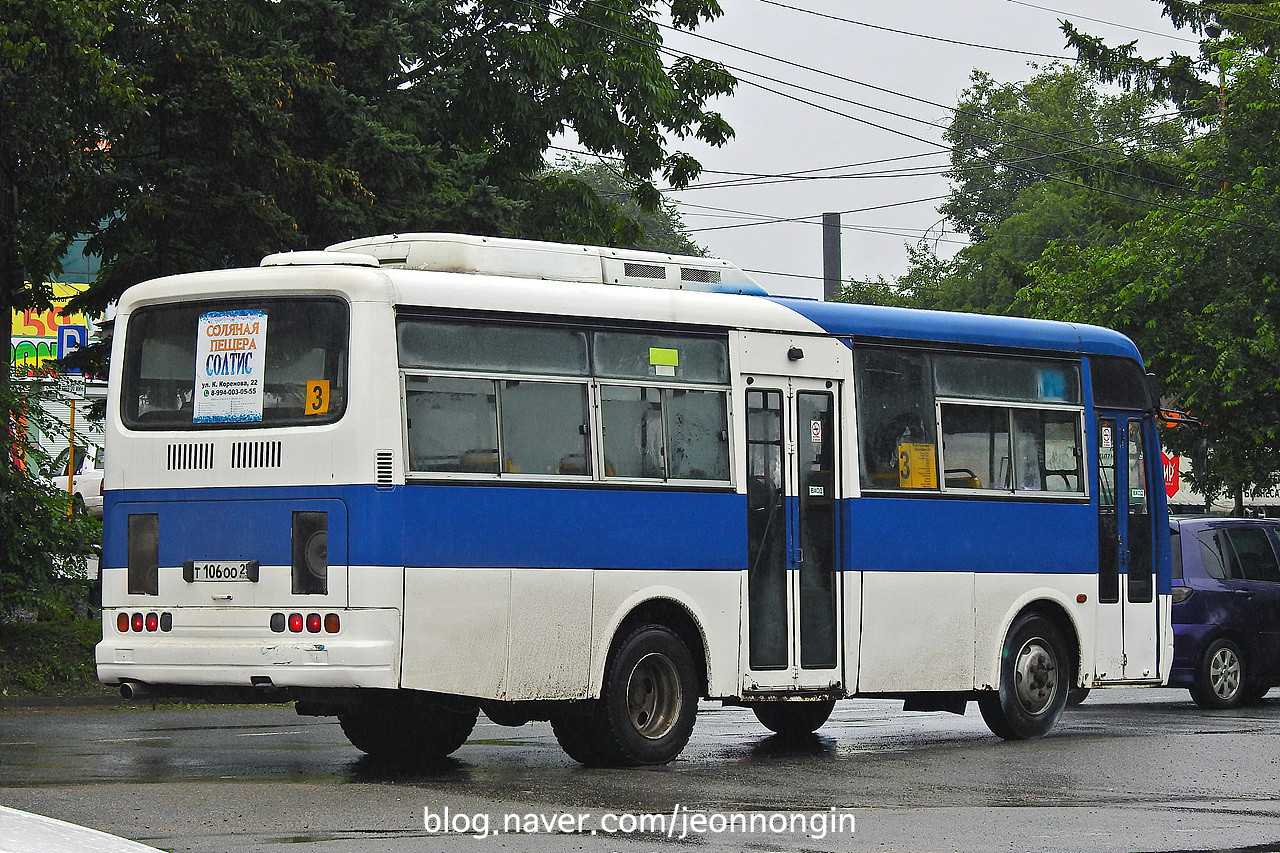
[183,560,260,582]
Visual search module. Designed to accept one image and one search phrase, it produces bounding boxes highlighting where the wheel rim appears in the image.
[1209,647,1241,700]
[625,652,682,740]
[1013,637,1059,716]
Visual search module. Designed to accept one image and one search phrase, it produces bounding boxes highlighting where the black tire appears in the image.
[1189,637,1247,709]
[1066,687,1090,706]
[338,691,478,762]
[554,625,698,766]
[550,713,604,765]
[749,700,835,736]
[1243,683,1274,704]
[978,613,1070,740]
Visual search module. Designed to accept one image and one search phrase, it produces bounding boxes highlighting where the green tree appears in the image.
[893,63,1186,317]
[1027,2,1280,508]
[0,0,138,381]
[70,0,735,315]
[1,376,100,617]
[539,157,708,254]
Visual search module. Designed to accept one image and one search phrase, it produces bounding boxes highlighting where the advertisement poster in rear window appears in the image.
[194,309,267,423]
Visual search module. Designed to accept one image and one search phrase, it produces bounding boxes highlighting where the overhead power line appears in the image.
[1000,0,1201,44]
[755,0,1075,59]
[524,0,1280,255]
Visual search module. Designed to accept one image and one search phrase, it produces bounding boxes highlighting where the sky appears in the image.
[630,0,1201,298]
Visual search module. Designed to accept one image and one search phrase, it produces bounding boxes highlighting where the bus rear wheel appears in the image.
[978,613,1069,740]
[749,700,835,736]
[552,625,698,766]
[339,691,478,762]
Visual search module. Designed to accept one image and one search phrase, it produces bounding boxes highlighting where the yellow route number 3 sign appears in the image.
[305,380,330,416]
[898,441,938,489]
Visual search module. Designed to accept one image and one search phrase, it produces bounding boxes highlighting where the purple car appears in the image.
[1170,517,1280,708]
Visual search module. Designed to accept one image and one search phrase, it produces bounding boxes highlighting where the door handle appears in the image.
[1233,589,1253,597]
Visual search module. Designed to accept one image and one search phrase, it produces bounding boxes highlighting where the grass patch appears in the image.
[0,619,113,698]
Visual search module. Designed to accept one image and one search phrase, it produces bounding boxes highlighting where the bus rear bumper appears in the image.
[95,607,401,691]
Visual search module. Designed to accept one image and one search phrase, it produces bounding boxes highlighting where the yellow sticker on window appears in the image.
[649,347,679,367]
[898,441,938,489]
[305,380,330,416]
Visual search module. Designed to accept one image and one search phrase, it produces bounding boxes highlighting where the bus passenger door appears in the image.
[743,377,843,694]
[1095,413,1159,682]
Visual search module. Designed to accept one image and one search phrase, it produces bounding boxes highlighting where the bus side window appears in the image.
[500,381,591,476]
[405,377,498,473]
[855,349,937,490]
[665,389,729,481]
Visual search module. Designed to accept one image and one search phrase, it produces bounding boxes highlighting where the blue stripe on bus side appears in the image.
[104,484,1160,584]
[103,484,748,572]
[847,495,1097,576]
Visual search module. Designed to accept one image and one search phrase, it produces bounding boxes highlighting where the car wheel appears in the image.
[1189,638,1247,709]
[978,613,1069,740]
[749,699,835,736]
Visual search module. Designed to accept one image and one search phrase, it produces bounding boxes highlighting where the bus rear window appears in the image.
[121,298,349,429]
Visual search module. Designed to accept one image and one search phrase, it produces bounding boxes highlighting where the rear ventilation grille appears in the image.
[623,262,666,280]
[681,267,721,284]
[167,442,215,471]
[376,450,395,487]
[231,440,282,469]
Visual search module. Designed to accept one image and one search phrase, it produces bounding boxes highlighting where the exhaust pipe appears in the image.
[119,681,151,701]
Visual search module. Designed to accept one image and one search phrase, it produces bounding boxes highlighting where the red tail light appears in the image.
[305,613,322,633]
[145,613,159,632]
[131,613,144,632]
[288,613,304,633]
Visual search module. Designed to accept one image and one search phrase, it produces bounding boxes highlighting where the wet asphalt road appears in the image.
[1,689,1279,853]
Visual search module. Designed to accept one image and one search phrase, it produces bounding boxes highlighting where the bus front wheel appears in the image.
[978,613,1069,740]
[553,624,698,766]
[339,692,478,762]
[749,700,835,736]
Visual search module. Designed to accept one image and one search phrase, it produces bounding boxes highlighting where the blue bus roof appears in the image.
[768,296,1144,361]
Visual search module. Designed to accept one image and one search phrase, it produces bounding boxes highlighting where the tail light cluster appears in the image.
[118,612,172,632]
[270,612,340,634]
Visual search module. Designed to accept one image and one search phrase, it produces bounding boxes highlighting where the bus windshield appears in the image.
[120,297,349,429]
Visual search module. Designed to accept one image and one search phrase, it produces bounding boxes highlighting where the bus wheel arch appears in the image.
[978,603,1076,740]
[552,597,706,766]
[605,598,709,698]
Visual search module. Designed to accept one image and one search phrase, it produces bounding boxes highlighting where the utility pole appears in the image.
[822,212,841,301]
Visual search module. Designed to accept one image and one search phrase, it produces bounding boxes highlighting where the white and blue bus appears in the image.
[97,233,1171,765]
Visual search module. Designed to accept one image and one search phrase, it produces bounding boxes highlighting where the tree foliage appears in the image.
[540,157,707,254]
[879,63,1187,317]
[68,0,734,314]
[1026,2,1280,505]
[1,376,100,617]
[0,0,139,377]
